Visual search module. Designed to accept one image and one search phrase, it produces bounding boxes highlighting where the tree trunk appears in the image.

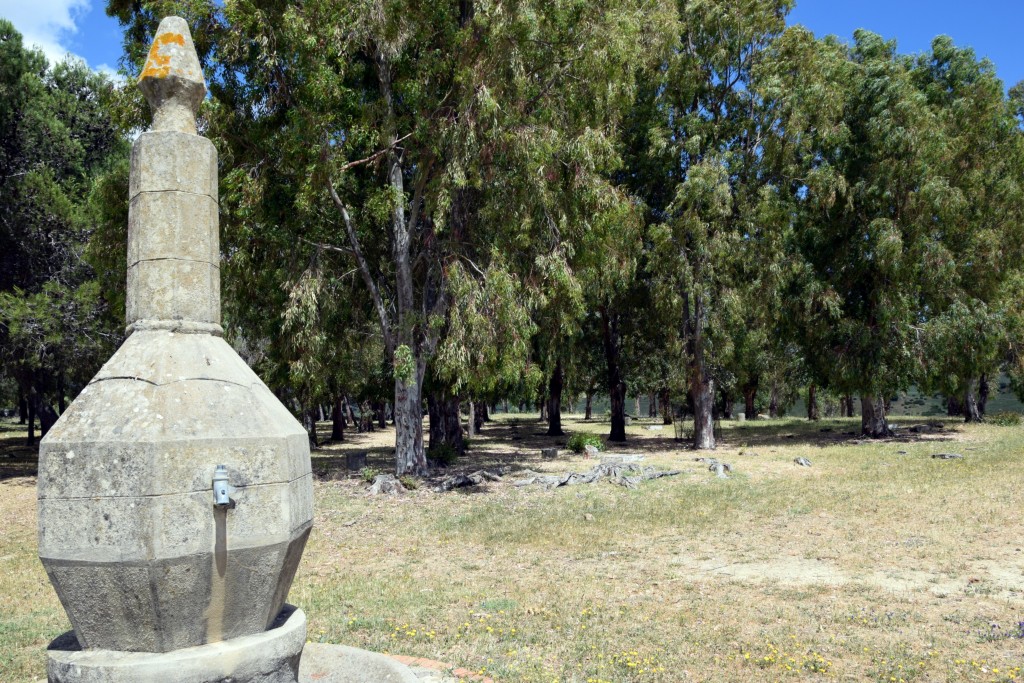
[807,384,819,421]
[964,378,983,423]
[360,402,375,432]
[546,358,564,436]
[769,385,779,418]
[428,390,464,455]
[474,401,485,433]
[743,383,757,421]
[468,400,478,436]
[38,397,58,437]
[502,399,509,413]
[860,395,892,438]
[18,385,27,424]
[375,401,386,429]
[57,370,66,413]
[720,391,733,420]
[26,393,36,446]
[947,395,963,417]
[394,359,427,475]
[648,392,657,418]
[692,380,716,450]
[660,388,672,425]
[584,390,594,421]
[601,307,627,442]
[978,374,989,417]
[303,406,319,448]
[331,395,345,441]
[633,395,641,418]
[688,287,715,449]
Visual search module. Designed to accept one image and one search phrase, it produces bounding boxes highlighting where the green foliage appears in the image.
[392,345,416,386]
[988,412,1021,427]
[398,475,420,491]
[359,467,383,483]
[566,432,605,454]
[81,2,1024,444]
[0,21,127,421]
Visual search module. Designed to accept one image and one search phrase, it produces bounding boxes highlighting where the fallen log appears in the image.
[513,462,682,490]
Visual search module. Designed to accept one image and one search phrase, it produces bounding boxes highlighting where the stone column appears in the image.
[39,17,313,683]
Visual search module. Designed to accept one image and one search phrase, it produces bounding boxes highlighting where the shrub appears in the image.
[989,411,1021,426]
[359,466,382,483]
[398,475,420,490]
[428,443,458,467]
[566,432,604,454]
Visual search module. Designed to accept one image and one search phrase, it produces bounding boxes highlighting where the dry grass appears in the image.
[2,414,1022,682]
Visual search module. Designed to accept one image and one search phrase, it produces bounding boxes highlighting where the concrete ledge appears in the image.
[299,643,419,683]
[47,605,306,683]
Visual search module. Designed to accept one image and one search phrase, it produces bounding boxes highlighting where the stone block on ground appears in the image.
[541,447,558,459]
[299,643,419,682]
[346,452,368,470]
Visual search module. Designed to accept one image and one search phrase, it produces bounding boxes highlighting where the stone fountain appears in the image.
[38,16,313,682]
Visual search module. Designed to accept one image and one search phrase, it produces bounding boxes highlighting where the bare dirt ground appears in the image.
[2,414,1022,682]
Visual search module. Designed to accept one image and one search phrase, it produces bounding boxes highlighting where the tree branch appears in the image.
[405,156,435,235]
[298,235,353,255]
[326,178,394,355]
[336,132,414,173]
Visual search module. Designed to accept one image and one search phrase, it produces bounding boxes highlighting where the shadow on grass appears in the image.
[721,416,961,450]
[0,420,38,482]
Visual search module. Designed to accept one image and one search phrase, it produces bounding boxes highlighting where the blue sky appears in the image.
[2,0,1023,88]
[789,0,1024,88]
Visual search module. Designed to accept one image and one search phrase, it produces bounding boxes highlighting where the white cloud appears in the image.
[95,62,126,85]
[0,0,91,66]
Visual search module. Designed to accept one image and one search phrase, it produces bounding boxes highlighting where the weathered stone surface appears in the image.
[299,643,420,683]
[127,258,220,325]
[39,331,313,650]
[137,17,206,135]
[540,447,557,459]
[368,474,405,496]
[38,17,313,657]
[47,605,306,683]
[130,132,217,201]
[129,191,218,266]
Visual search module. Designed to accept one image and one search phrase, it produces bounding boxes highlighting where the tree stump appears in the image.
[346,452,368,470]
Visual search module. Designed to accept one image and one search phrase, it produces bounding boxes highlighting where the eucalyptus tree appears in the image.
[911,38,1024,421]
[632,0,794,449]
[108,0,657,473]
[768,29,954,436]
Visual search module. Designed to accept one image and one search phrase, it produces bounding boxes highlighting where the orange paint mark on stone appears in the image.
[140,32,187,80]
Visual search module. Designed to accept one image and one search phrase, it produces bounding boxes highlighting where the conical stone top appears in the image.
[138,16,206,134]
